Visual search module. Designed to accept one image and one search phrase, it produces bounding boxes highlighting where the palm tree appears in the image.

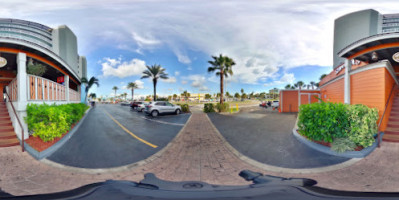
[240,88,244,95]
[181,90,190,101]
[315,83,320,88]
[81,76,99,103]
[208,54,235,105]
[112,86,118,98]
[123,92,128,100]
[320,74,327,81]
[127,82,139,101]
[89,93,96,99]
[141,64,169,101]
[285,84,292,89]
[173,94,177,101]
[234,92,240,99]
[310,81,315,90]
[295,81,304,90]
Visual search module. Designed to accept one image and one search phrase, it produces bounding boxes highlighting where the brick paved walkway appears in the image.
[1,112,399,195]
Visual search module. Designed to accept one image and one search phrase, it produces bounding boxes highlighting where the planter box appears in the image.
[24,107,91,160]
[292,128,379,158]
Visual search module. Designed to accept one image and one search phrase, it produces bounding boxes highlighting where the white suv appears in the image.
[272,100,279,108]
[145,101,182,117]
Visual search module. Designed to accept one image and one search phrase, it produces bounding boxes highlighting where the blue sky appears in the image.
[3,0,399,98]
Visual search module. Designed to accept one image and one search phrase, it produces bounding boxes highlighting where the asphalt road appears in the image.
[208,107,349,168]
[48,104,190,169]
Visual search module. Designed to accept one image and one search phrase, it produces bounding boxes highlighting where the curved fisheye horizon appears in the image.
[2,1,399,199]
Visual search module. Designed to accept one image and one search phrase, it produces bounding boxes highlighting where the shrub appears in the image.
[298,102,349,143]
[25,103,89,142]
[298,102,379,148]
[215,102,230,112]
[179,104,190,113]
[203,103,215,113]
[347,104,378,147]
[331,138,357,153]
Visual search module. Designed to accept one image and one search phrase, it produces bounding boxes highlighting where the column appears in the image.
[64,75,69,102]
[344,59,352,104]
[17,53,27,110]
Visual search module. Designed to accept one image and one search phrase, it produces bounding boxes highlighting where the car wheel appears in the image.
[151,110,159,117]
[175,109,181,115]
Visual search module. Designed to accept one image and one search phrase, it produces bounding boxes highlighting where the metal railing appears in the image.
[377,83,397,148]
[4,91,25,152]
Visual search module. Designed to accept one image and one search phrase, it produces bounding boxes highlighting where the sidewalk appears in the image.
[1,112,399,195]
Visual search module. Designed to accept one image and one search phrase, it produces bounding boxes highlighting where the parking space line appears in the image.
[102,109,158,148]
[141,117,185,126]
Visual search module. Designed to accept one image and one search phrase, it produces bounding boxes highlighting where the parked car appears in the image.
[120,101,131,106]
[137,103,148,112]
[131,101,144,109]
[145,101,182,117]
[259,102,267,107]
[272,100,279,108]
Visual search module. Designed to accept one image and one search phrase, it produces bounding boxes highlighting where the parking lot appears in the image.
[208,107,349,168]
[47,104,190,169]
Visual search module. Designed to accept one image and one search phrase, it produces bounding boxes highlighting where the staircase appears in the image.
[0,102,19,147]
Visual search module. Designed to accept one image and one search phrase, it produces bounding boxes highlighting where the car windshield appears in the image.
[1,1,394,199]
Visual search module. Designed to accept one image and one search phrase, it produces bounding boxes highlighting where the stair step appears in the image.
[0,131,16,139]
[0,121,12,126]
[388,124,399,128]
[385,130,399,135]
[0,138,19,147]
[383,134,399,142]
[0,113,9,117]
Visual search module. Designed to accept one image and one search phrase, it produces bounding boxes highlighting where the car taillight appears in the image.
[147,105,152,108]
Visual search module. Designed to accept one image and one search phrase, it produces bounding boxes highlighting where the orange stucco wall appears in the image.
[280,91,298,112]
[280,90,320,112]
[320,78,344,103]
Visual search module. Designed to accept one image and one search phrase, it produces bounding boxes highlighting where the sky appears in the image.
[2,0,399,98]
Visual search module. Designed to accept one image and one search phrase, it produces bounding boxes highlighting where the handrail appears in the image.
[4,91,25,152]
[377,83,397,148]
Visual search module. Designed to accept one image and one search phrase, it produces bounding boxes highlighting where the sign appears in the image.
[393,52,399,63]
[57,76,64,83]
[0,57,7,68]
[335,64,345,74]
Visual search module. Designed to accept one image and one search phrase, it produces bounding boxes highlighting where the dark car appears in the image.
[131,101,144,109]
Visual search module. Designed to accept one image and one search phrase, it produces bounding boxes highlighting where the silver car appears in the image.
[145,101,182,117]
[137,103,148,112]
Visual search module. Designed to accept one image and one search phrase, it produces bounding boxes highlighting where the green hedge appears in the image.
[216,102,229,112]
[298,102,378,148]
[176,103,190,113]
[203,103,215,113]
[25,103,89,142]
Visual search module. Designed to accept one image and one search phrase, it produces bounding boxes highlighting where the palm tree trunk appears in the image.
[132,89,134,101]
[220,72,224,106]
[153,79,157,101]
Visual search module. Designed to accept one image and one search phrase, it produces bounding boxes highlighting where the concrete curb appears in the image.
[24,107,92,160]
[41,114,193,174]
[205,113,362,174]
[292,128,378,158]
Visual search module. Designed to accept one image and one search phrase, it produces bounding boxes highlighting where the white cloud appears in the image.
[6,0,399,85]
[181,80,188,84]
[175,71,180,76]
[182,74,209,91]
[134,80,145,89]
[161,76,177,83]
[263,73,296,87]
[101,57,146,78]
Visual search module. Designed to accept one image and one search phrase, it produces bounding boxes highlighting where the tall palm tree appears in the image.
[112,86,118,98]
[173,94,177,101]
[141,64,169,101]
[81,76,99,103]
[240,88,244,94]
[89,93,96,99]
[310,81,315,90]
[285,84,292,89]
[127,82,139,101]
[208,54,235,105]
[123,92,128,100]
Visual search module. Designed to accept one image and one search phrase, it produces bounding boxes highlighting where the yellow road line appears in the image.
[102,110,158,148]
